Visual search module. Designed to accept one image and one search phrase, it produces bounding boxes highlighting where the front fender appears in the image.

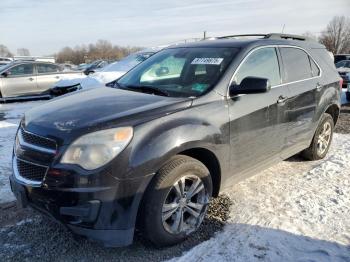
[124,95,230,180]
[128,117,227,179]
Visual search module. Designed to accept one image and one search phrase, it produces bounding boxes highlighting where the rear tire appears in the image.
[301,113,334,160]
[139,155,212,247]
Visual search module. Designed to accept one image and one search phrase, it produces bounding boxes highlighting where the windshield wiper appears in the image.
[120,85,170,97]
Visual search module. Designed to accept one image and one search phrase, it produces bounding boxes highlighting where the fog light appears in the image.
[48,169,62,176]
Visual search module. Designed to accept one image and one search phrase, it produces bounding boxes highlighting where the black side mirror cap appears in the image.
[1,71,9,77]
[229,77,271,96]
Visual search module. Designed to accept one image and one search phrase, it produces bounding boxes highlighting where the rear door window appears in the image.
[37,64,61,74]
[233,47,281,86]
[280,47,313,82]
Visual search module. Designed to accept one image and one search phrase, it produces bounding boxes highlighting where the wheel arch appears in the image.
[324,103,340,126]
[179,148,221,197]
[135,147,222,230]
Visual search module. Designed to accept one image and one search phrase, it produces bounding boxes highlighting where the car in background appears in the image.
[334,54,350,64]
[83,60,109,75]
[58,63,78,71]
[0,57,13,67]
[50,48,162,96]
[337,60,350,100]
[0,61,83,101]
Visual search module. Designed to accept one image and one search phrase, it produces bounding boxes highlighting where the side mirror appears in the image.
[1,71,10,77]
[229,77,271,96]
[155,67,169,77]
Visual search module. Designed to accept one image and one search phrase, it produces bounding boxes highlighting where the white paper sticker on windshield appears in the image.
[191,58,224,65]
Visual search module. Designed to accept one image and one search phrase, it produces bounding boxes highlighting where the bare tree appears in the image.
[17,48,31,56]
[0,44,13,57]
[319,16,350,54]
[55,40,142,64]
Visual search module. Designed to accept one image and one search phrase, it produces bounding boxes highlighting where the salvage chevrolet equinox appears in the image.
[10,34,341,247]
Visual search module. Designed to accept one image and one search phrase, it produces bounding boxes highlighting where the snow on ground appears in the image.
[0,97,349,261]
[0,101,45,204]
[171,133,350,262]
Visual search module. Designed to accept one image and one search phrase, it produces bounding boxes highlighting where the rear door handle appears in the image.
[28,77,34,81]
[277,95,288,104]
[316,83,322,91]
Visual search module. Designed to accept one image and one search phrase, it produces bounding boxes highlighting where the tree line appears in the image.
[0,40,142,65]
[55,40,142,64]
[1,16,349,64]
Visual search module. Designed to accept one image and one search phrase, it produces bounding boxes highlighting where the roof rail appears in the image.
[216,34,267,40]
[214,33,313,42]
[264,33,310,41]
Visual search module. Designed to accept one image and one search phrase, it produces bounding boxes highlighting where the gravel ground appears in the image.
[0,101,349,261]
[335,102,350,134]
[0,196,231,262]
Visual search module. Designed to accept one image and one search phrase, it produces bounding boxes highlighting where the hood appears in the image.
[54,77,87,88]
[24,87,192,144]
[80,71,126,89]
[53,71,125,89]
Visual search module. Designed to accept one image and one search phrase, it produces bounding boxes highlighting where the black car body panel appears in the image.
[10,36,341,246]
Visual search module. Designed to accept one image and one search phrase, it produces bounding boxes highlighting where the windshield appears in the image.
[117,47,238,97]
[102,52,154,72]
[0,62,14,72]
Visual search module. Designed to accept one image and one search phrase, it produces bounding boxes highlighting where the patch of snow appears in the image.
[0,101,43,204]
[16,219,33,226]
[0,121,17,128]
[172,133,350,262]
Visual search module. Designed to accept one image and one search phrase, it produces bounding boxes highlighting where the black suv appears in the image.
[10,34,341,247]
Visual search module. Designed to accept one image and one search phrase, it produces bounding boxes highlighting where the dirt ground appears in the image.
[335,103,350,134]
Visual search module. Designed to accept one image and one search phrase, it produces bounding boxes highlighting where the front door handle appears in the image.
[277,95,288,104]
[28,77,34,81]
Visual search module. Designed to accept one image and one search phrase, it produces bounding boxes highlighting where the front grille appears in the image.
[20,128,57,151]
[16,158,48,182]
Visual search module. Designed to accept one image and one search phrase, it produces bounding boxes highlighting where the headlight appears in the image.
[61,127,133,170]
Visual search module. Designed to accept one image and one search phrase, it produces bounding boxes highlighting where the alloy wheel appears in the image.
[317,121,332,155]
[161,174,209,235]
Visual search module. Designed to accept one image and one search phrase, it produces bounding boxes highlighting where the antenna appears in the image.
[281,24,285,33]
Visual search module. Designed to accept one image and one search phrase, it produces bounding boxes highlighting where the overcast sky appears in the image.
[1,0,349,56]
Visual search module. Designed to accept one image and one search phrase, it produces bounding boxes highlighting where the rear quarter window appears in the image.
[280,47,313,82]
[309,57,320,77]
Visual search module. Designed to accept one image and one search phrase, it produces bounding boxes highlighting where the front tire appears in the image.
[301,113,334,160]
[139,155,212,247]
